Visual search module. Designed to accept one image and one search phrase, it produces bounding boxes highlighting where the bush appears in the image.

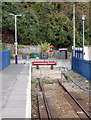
[10,51,14,59]
[38,41,50,53]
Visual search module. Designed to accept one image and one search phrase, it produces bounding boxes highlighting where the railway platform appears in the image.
[1,64,31,118]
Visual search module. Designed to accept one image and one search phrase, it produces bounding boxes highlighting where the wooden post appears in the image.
[51,65,53,70]
[36,65,39,69]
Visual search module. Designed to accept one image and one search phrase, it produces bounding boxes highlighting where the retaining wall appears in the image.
[6,44,41,54]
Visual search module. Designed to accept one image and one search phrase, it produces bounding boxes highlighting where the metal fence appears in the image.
[75,49,83,59]
[0,50,10,70]
[72,56,91,80]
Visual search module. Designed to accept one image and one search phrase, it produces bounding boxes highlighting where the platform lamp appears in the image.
[82,15,85,59]
[9,13,22,64]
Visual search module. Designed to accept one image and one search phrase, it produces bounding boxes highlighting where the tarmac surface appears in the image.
[1,63,31,118]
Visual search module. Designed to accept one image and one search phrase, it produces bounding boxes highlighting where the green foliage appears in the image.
[17,45,27,48]
[85,86,89,89]
[2,2,39,45]
[38,41,50,53]
[73,75,77,78]
[0,42,14,59]
[18,10,39,45]
[36,82,39,87]
[31,89,35,92]
[31,80,36,84]
[10,51,14,59]
[0,42,8,50]
[2,2,89,50]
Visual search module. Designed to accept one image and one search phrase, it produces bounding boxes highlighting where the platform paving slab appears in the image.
[2,64,31,118]
[1,64,25,107]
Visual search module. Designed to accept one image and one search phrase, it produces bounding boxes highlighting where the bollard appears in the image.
[36,65,39,69]
[61,71,63,84]
[51,65,53,70]
[40,68,42,82]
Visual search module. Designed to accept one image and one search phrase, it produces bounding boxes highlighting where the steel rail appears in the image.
[58,64,89,95]
[38,78,52,120]
[58,80,91,120]
[63,73,89,95]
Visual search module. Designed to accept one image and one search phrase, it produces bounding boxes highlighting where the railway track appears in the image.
[38,78,60,120]
[58,80,90,120]
[37,78,90,120]
[63,72,89,95]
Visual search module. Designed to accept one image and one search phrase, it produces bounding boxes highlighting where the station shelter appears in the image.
[59,48,68,59]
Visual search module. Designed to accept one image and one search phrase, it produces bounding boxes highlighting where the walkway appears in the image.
[1,64,31,118]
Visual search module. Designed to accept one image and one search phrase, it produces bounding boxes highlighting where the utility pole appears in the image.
[73,3,75,56]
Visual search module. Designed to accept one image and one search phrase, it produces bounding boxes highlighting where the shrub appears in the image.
[38,41,50,53]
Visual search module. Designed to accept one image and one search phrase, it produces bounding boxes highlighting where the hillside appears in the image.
[2,2,90,50]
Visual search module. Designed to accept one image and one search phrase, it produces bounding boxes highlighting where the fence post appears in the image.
[79,48,80,58]
[61,71,63,84]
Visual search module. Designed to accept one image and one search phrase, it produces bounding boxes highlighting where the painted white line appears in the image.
[77,111,84,114]
[26,64,31,118]
[0,71,2,120]
[33,63,47,65]
[32,65,57,68]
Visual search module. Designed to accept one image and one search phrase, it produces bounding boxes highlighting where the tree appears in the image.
[2,2,89,51]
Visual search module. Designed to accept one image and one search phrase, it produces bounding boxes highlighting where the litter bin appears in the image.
[22,55,27,59]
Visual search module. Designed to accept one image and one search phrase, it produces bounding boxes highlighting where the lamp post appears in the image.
[73,3,75,56]
[9,13,22,64]
[82,15,85,59]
